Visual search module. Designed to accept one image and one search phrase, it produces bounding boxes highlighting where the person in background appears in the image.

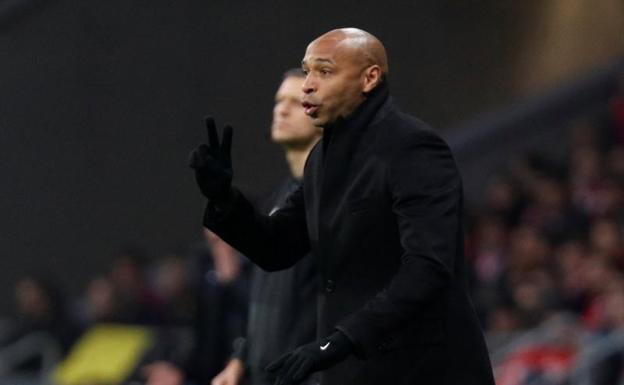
[143,229,249,385]
[0,274,78,374]
[76,275,119,325]
[212,68,321,385]
[153,253,196,326]
[109,246,162,324]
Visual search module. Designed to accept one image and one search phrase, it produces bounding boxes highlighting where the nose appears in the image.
[275,101,289,116]
[302,74,316,94]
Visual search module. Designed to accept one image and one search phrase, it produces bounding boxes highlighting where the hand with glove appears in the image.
[266,330,353,385]
[189,117,234,205]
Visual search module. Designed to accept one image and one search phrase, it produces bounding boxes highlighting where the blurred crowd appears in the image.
[0,231,250,384]
[2,87,624,385]
[467,88,624,384]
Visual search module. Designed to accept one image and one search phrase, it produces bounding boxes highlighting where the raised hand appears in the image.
[189,117,234,204]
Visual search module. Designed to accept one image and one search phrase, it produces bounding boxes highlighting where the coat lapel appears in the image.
[314,82,391,276]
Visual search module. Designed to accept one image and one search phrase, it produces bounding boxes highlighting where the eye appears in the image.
[302,69,309,75]
[320,68,331,76]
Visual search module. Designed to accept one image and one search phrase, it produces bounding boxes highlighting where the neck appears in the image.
[284,140,318,179]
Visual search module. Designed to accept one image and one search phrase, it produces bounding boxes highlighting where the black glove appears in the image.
[266,330,353,385]
[189,117,233,204]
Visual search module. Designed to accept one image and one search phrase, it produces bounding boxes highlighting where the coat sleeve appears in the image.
[203,184,310,272]
[336,130,461,357]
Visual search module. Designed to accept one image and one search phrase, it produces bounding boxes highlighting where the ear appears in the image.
[362,65,382,93]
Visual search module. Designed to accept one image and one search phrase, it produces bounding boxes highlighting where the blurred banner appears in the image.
[53,324,152,385]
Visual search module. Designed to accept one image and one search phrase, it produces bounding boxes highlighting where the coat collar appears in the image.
[313,80,392,278]
[314,79,393,189]
[320,80,392,161]
[323,79,391,136]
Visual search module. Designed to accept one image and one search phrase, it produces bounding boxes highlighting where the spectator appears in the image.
[109,246,162,324]
[521,173,588,245]
[1,274,78,373]
[152,254,196,326]
[75,276,120,326]
[554,239,588,313]
[142,229,250,385]
[483,175,525,227]
[589,217,624,263]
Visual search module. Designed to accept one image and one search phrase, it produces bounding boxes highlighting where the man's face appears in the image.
[301,38,367,127]
[271,76,320,147]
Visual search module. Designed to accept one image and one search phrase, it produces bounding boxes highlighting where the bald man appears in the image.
[190,28,494,385]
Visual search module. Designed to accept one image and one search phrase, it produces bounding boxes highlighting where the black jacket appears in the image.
[204,82,494,385]
[234,178,318,385]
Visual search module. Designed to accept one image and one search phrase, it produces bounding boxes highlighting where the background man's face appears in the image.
[301,38,366,127]
[271,76,319,147]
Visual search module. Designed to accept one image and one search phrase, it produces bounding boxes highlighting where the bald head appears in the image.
[309,28,389,76]
[300,28,388,127]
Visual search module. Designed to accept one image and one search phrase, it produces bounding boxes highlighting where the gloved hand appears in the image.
[266,330,353,385]
[189,117,233,204]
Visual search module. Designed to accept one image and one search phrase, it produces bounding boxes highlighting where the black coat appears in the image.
[240,178,318,385]
[204,82,494,385]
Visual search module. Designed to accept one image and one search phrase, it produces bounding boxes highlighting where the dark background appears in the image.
[1,0,622,311]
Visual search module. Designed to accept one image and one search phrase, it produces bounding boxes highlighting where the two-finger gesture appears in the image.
[189,117,233,204]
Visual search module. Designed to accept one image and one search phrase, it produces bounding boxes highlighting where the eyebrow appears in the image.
[301,58,335,66]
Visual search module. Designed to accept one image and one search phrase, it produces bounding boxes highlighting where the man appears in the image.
[142,229,249,385]
[211,69,321,385]
[190,28,495,385]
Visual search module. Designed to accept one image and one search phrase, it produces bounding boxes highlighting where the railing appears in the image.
[490,314,624,385]
[0,331,62,385]
[443,58,624,205]
[569,331,624,385]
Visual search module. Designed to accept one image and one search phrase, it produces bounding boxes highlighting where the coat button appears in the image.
[325,279,335,293]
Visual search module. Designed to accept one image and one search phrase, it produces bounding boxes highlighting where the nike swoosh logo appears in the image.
[268,206,279,216]
[320,342,330,350]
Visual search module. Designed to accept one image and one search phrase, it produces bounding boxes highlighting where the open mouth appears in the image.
[302,101,319,116]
